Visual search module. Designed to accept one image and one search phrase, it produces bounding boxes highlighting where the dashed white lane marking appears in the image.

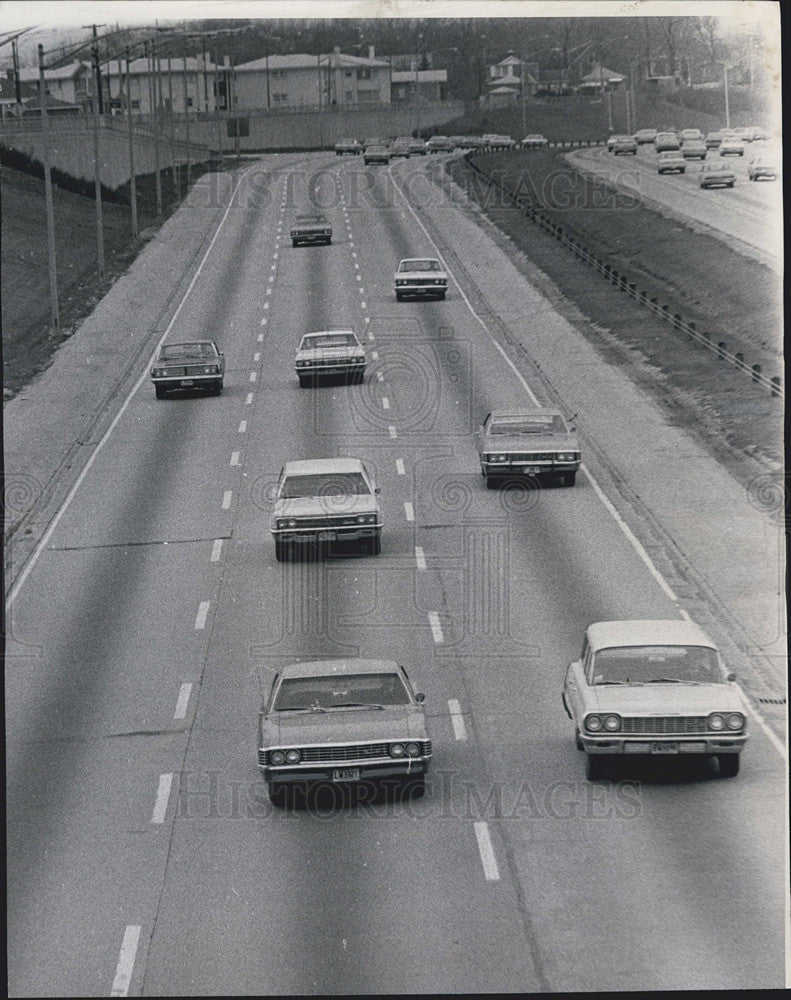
[364,316,370,324]
[222,491,232,509]
[257,333,264,342]
[250,372,257,382]
[361,300,367,309]
[371,350,379,359]
[195,601,210,630]
[110,925,141,997]
[211,539,223,562]
[230,451,240,466]
[352,251,357,258]
[428,611,444,644]
[389,425,397,438]
[259,317,266,326]
[396,458,405,475]
[174,682,192,719]
[245,392,253,405]
[368,331,375,341]
[273,252,278,260]
[404,501,414,522]
[382,397,390,409]
[263,300,270,310]
[266,288,272,295]
[474,822,500,881]
[356,274,362,281]
[415,545,427,571]
[238,420,247,433]
[376,371,384,381]
[268,275,274,283]
[448,699,467,741]
[253,351,261,361]
[151,773,173,824]
[270,263,276,271]
[679,608,692,621]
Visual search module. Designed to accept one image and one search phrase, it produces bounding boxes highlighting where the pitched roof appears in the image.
[236,52,389,73]
[580,63,625,84]
[18,61,90,82]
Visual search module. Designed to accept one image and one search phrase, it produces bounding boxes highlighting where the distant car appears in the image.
[477,409,580,487]
[389,137,412,158]
[407,137,427,155]
[291,213,332,247]
[150,340,224,398]
[363,144,391,165]
[657,150,686,174]
[334,138,362,155]
[732,126,754,142]
[680,140,707,160]
[482,133,516,149]
[522,133,549,148]
[426,134,454,153]
[704,130,725,148]
[747,157,777,181]
[258,658,432,805]
[679,128,704,142]
[562,619,748,780]
[719,135,746,156]
[363,136,388,149]
[612,135,638,155]
[746,126,770,141]
[448,135,467,148]
[654,131,681,152]
[633,128,658,144]
[294,330,366,387]
[458,135,485,149]
[606,133,630,151]
[394,257,447,301]
[699,162,736,188]
[270,458,382,561]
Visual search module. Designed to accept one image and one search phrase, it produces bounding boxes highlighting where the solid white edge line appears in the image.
[194,601,210,630]
[210,539,223,562]
[221,490,232,510]
[474,821,500,881]
[390,157,788,761]
[414,545,426,571]
[6,162,261,608]
[448,698,467,741]
[174,682,192,719]
[110,925,141,997]
[151,773,173,824]
[404,501,415,522]
[428,611,444,644]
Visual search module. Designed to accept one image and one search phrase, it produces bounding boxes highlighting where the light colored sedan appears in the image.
[654,131,681,152]
[612,135,638,155]
[699,162,736,188]
[679,128,704,142]
[562,619,748,779]
[477,409,580,487]
[294,330,366,386]
[747,157,777,181]
[657,150,686,174]
[633,128,658,144]
[394,257,447,301]
[522,133,549,147]
[719,135,746,156]
[680,140,707,160]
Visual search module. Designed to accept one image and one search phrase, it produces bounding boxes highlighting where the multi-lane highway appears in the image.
[6,150,786,995]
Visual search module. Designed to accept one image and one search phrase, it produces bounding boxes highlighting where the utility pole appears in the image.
[182,50,191,186]
[265,35,271,110]
[38,44,59,328]
[90,63,105,274]
[167,52,179,197]
[12,37,21,104]
[723,62,730,128]
[125,49,138,237]
[520,51,527,136]
[91,24,104,114]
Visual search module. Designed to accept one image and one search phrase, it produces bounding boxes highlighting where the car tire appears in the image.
[728,182,734,188]
[292,240,299,247]
[211,380,223,396]
[717,754,740,777]
[275,539,289,563]
[298,375,311,388]
[368,532,381,556]
[575,731,584,751]
[269,783,289,807]
[396,292,403,302]
[401,776,425,799]
[154,385,167,399]
[561,471,576,487]
[485,475,498,489]
[437,291,446,300]
[586,754,607,780]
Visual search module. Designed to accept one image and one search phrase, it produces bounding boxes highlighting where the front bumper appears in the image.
[581,734,747,755]
[151,374,220,388]
[395,283,447,296]
[295,363,365,377]
[482,460,581,476]
[291,232,332,244]
[271,525,381,543]
[261,758,430,785]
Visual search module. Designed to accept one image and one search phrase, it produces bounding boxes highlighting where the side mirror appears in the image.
[374,486,381,494]
[414,691,426,704]
[726,671,737,682]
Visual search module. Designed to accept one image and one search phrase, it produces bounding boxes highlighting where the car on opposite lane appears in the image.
[654,131,681,152]
[747,157,778,181]
[294,330,366,386]
[426,134,454,153]
[606,133,630,151]
[363,144,391,165]
[522,133,549,148]
[407,137,427,156]
[477,409,581,487]
[389,137,412,158]
[612,135,638,155]
[562,619,748,779]
[150,340,225,398]
[705,130,725,149]
[394,257,448,301]
[270,458,382,561]
[334,138,362,155]
[258,658,432,805]
[719,135,746,156]
[656,150,686,174]
[679,128,704,143]
[291,213,332,247]
[680,139,707,160]
[633,128,658,144]
[699,161,736,188]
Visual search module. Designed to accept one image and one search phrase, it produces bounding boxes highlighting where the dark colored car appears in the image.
[291,214,332,247]
[150,340,224,398]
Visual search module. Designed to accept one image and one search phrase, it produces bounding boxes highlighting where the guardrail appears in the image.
[465,148,782,399]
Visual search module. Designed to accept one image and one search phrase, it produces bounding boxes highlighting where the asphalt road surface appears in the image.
[6,152,786,996]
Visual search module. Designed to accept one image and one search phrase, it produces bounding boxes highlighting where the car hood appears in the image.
[584,683,743,715]
[395,270,447,280]
[481,432,578,452]
[273,496,379,518]
[704,166,735,175]
[296,347,362,361]
[262,705,427,746]
[153,355,217,367]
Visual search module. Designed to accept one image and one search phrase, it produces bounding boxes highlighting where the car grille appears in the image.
[301,356,355,367]
[158,364,216,376]
[621,716,709,735]
[260,739,432,766]
[283,514,377,528]
[400,278,445,286]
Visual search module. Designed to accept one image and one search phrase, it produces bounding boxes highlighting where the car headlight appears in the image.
[389,742,405,758]
[708,713,725,731]
[396,279,405,285]
[270,750,286,765]
[152,368,162,377]
[405,742,421,757]
[160,368,170,376]
[285,749,301,764]
[603,714,621,732]
[354,356,364,364]
[276,518,287,529]
[726,713,745,731]
[287,519,297,528]
[585,715,603,732]
[356,515,367,524]
[295,360,306,367]
[495,454,507,462]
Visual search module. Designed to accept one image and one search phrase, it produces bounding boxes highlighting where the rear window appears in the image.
[279,472,371,499]
[300,333,357,349]
[159,342,215,360]
[400,260,440,272]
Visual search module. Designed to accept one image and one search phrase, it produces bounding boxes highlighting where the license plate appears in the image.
[652,742,679,754]
[316,531,336,542]
[332,768,360,782]
[180,379,193,386]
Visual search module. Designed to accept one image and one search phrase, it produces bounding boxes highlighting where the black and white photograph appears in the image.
[2,0,786,994]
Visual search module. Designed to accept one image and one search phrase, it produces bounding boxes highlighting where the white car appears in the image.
[394,258,447,301]
[294,330,366,386]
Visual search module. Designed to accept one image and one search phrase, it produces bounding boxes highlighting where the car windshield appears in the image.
[400,260,441,272]
[279,472,371,499]
[274,672,411,710]
[592,645,722,684]
[489,415,566,434]
[159,343,215,360]
[296,215,326,224]
[300,333,357,349]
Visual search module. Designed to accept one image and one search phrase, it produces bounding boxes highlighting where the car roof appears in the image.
[488,408,563,420]
[159,340,217,351]
[301,329,358,338]
[282,457,366,476]
[399,257,441,265]
[586,619,717,651]
[279,658,401,679]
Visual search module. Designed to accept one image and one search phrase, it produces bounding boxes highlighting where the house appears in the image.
[577,63,626,92]
[0,71,38,116]
[101,56,224,114]
[486,54,539,98]
[17,61,92,107]
[390,69,448,102]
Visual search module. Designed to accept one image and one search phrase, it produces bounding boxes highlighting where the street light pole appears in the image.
[125,49,138,236]
[265,35,271,110]
[723,62,730,128]
[38,43,59,328]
